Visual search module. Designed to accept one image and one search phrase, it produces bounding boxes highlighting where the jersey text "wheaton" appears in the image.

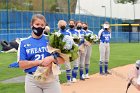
[26,47,47,54]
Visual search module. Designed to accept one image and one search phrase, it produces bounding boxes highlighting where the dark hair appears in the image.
[69,19,75,24]
[82,22,88,26]
[75,21,82,26]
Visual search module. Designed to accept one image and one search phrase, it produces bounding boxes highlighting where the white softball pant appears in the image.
[84,45,92,65]
[64,53,80,70]
[99,42,110,63]
[25,74,61,93]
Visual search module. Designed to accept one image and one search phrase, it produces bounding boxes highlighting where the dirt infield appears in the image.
[61,64,139,93]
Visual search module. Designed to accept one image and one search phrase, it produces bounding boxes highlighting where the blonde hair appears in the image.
[31,14,46,25]
[58,20,67,28]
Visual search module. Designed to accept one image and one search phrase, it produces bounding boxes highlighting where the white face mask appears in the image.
[103,24,109,28]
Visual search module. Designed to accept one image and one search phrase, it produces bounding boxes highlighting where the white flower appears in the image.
[93,35,99,42]
[63,35,74,50]
[55,32,61,37]
[90,35,95,39]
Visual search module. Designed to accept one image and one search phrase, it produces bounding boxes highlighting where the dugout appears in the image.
[110,23,140,43]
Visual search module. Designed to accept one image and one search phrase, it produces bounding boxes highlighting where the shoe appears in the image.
[99,73,105,75]
[66,80,71,86]
[82,74,85,79]
[80,74,85,80]
[85,74,90,79]
[80,77,85,81]
[72,78,77,83]
[105,71,111,75]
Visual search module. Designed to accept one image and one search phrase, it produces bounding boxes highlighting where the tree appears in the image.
[115,0,139,19]
[115,0,138,4]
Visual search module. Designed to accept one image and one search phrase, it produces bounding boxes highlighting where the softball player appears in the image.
[67,20,80,83]
[57,20,72,85]
[98,21,111,75]
[82,22,93,79]
[75,21,86,80]
[18,14,64,93]
[128,60,140,91]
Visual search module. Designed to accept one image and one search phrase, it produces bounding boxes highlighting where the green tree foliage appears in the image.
[0,0,77,13]
[116,0,138,4]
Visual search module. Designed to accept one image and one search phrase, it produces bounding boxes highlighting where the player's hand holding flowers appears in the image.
[33,31,79,83]
[84,33,99,46]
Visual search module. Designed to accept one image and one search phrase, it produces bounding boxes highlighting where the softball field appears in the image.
[61,64,139,93]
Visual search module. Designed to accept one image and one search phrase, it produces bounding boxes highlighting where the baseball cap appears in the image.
[103,22,110,28]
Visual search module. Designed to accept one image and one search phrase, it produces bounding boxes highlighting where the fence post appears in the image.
[128,24,131,43]
[42,0,44,15]
[67,0,71,21]
[138,24,140,43]
[6,0,9,41]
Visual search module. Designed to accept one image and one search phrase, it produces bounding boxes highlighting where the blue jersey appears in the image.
[76,29,86,45]
[85,30,93,35]
[98,29,111,43]
[79,29,86,38]
[58,29,70,36]
[18,35,51,73]
[67,28,79,37]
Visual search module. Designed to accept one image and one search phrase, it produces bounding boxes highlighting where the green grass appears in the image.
[0,53,25,81]
[0,43,140,93]
[0,83,25,93]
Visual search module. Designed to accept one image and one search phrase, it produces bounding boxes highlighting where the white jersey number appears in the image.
[35,54,44,60]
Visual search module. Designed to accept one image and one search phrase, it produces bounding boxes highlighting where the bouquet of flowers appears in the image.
[84,33,99,44]
[72,34,80,44]
[48,32,79,62]
[33,32,79,83]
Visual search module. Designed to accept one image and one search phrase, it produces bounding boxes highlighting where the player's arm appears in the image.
[19,56,64,69]
[18,60,42,69]
[17,41,42,69]
[98,29,103,39]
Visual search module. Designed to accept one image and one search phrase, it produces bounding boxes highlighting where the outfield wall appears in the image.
[0,10,128,42]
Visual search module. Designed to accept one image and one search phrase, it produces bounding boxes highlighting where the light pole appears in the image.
[101,5,106,22]
[133,3,135,20]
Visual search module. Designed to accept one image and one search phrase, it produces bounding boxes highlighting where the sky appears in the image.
[75,0,140,20]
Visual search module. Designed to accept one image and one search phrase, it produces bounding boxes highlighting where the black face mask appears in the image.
[83,27,88,30]
[32,26,45,36]
[69,25,74,28]
[60,26,66,30]
[77,26,82,30]
[136,66,139,70]
[105,28,108,30]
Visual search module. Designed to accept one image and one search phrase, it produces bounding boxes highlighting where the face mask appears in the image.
[69,25,74,28]
[32,26,45,36]
[77,26,82,30]
[105,28,108,30]
[83,27,88,30]
[60,26,66,30]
